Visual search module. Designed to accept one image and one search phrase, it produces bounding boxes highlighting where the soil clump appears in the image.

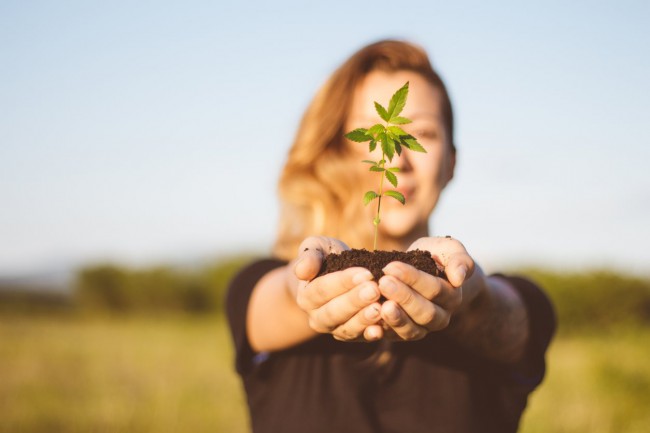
[318,249,445,281]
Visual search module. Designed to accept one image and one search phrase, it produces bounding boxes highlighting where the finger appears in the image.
[331,303,382,341]
[381,262,462,310]
[408,237,474,288]
[297,266,373,311]
[310,281,380,332]
[380,301,428,341]
[363,324,383,341]
[379,275,453,329]
[295,236,349,281]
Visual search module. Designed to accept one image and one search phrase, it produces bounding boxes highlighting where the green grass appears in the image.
[0,315,248,433]
[1,316,648,433]
[520,327,650,433]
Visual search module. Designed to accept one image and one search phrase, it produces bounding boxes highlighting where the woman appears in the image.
[227,40,555,433]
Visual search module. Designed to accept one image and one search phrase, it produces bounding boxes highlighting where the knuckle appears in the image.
[418,305,436,326]
[403,326,425,341]
[397,287,415,307]
[336,326,358,341]
[296,294,309,311]
[448,291,463,311]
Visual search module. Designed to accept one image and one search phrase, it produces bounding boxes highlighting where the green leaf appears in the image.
[373,216,381,226]
[363,191,379,205]
[402,136,427,153]
[390,116,412,125]
[387,167,401,172]
[388,126,408,138]
[345,128,372,142]
[380,132,395,161]
[384,190,405,205]
[374,102,390,122]
[369,140,377,152]
[385,170,398,187]
[369,166,385,172]
[387,82,409,118]
[395,141,402,156]
[362,160,376,164]
[367,123,385,137]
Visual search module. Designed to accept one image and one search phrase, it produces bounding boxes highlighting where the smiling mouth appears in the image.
[395,186,415,202]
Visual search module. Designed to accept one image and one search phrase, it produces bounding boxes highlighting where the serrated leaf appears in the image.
[367,123,385,137]
[390,116,412,125]
[345,128,372,142]
[387,82,409,118]
[380,132,395,161]
[385,170,398,187]
[395,141,402,156]
[387,167,401,172]
[374,102,390,122]
[388,126,408,137]
[384,190,405,205]
[369,166,385,172]
[402,136,426,153]
[363,191,379,205]
[369,140,377,152]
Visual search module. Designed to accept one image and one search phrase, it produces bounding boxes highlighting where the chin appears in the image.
[379,212,420,240]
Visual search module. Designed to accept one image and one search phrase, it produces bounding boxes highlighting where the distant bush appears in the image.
[0,288,73,315]
[520,269,650,333]
[74,256,254,315]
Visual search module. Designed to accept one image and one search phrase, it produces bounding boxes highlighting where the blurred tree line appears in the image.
[2,259,650,332]
[74,256,253,315]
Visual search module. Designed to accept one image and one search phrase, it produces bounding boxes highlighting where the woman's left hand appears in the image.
[377,236,475,341]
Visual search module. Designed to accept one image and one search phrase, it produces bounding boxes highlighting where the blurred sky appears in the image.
[1,0,649,277]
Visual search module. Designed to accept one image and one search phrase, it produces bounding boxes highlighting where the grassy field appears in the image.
[1,315,648,433]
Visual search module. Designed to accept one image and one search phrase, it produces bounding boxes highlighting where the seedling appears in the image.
[345,82,426,251]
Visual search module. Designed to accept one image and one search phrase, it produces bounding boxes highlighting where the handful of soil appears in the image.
[318,249,445,281]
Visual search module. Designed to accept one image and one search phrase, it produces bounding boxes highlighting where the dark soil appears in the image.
[317,249,445,281]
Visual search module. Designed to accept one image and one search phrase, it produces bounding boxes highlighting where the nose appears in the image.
[392,148,413,172]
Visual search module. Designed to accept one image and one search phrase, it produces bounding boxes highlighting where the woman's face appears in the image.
[345,70,455,241]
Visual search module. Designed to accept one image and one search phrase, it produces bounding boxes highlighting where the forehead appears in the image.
[347,70,443,124]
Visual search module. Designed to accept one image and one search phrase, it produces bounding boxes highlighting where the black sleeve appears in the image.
[493,274,557,387]
[225,258,287,376]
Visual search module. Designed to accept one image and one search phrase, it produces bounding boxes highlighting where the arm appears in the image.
[377,236,529,364]
[247,236,384,352]
[444,268,529,364]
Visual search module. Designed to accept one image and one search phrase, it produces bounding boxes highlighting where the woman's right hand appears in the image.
[291,236,384,342]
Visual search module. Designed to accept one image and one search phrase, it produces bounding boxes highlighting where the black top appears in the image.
[226,259,556,433]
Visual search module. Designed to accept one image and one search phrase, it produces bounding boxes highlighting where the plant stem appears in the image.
[373,154,386,251]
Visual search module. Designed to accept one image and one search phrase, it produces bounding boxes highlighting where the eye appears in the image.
[415,129,439,140]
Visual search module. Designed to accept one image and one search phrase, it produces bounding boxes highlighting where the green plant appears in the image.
[345,82,426,250]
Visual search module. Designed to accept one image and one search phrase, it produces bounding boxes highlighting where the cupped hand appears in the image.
[378,236,475,341]
[292,237,384,342]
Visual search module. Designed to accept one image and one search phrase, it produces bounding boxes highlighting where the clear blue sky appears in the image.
[1,1,649,276]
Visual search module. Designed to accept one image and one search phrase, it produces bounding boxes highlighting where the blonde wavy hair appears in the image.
[273,40,455,260]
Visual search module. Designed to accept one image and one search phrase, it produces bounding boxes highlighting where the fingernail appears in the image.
[360,284,378,302]
[365,305,380,320]
[386,303,400,321]
[456,266,467,283]
[380,278,396,295]
[353,270,373,285]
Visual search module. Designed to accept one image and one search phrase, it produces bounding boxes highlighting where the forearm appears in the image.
[246,265,318,352]
[446,268,529,364]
